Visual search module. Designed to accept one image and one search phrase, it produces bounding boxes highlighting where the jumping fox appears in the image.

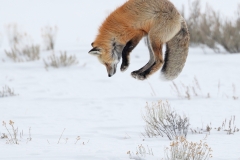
[89,0,189,80]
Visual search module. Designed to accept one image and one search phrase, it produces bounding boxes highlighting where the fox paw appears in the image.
[120,64,129,72]
[131,71,138,78]
[131,71,147,80]
[136,73,147,80]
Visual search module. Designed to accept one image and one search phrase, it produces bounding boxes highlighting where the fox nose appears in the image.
[108,74,112,77]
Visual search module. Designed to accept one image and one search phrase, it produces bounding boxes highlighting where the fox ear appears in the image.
[88,47,101,56]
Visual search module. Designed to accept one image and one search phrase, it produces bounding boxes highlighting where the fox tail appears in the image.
[161,18,190,81]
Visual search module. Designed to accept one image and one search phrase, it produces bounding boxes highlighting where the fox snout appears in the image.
[106,63,117,77]
[89,40,123,78]
[88,47,119,77]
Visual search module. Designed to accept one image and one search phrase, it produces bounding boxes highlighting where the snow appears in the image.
[0,0,240,159]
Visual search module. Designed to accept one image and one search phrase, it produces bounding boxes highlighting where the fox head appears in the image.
[89,42,124,77]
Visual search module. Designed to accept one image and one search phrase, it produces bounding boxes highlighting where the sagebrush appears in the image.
[0,85,18,97]
[43,51,78,69]
[165,136,213,160]
[183,0,240,53]
[5,45,40,62]
[142,101,190,140]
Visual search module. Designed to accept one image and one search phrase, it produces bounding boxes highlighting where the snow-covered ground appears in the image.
[0,0,240,159]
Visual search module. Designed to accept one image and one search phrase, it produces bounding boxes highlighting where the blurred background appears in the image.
[0,0,239,53]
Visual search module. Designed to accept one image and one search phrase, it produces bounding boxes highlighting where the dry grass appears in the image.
[183,0,240,53]
[6,24,33,48]
[75,136,81,144]
[57,128,66,144]
[215,116,239,135]
[171,77,239,100]
[2,120,19,144]
[142,101,190,140]
[1,120,31,145]
[47,128,88,145]
[190,123,212,135]
[232,84,239,100]
[5,23,40,62]
[171,77,202,100]
[127,144,154,159]
[164,136,213,160]
[41,26,58,50]
[5,45,40,62]
[2,120,18,144]
[190,116,239,135]
[43,51,78,69]
[6,24,24,47]
[0,85,18,97]
[1,124,89,145]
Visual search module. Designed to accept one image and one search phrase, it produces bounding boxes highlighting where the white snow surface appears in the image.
[0,0,240,160]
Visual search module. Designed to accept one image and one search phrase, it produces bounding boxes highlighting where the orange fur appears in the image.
[89,0,189,79]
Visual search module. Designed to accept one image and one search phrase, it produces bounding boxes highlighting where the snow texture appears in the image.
[0,0,240,159]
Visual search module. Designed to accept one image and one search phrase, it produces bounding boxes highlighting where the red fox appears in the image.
[89,0,189,80]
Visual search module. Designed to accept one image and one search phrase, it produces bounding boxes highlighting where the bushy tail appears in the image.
[161,18,190,81]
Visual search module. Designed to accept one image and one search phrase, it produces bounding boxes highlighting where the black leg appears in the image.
[121,41,133,71]
[120,35,142,72]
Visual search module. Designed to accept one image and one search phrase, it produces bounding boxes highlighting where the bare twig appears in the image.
[75,136,80,144]
[57,128,66,144]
